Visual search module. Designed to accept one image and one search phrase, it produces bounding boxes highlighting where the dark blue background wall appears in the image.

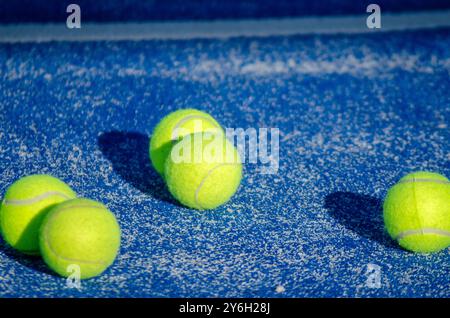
[1,0,450,23]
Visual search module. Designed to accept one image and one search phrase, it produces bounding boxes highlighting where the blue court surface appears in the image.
[0,1,449,297]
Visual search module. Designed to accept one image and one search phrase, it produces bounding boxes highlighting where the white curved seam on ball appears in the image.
[398,179,450,184]
[44,234,109,266]
[171,115,221,142]
[411,178,424,237]
[396,228,450,240]
[3,191,73,206]
[194,163,238,209]
[43,204,109,266]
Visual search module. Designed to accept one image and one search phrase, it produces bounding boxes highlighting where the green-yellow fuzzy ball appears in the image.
[0,174,76,255]
[150,108,223,176]
[39,198,120,279]
[383,171,450,253]
[165,132,242,210]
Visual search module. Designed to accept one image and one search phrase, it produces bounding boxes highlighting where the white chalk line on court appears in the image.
[0,10,449,43]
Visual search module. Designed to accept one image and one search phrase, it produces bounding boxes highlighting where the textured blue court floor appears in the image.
[0,25,449,297]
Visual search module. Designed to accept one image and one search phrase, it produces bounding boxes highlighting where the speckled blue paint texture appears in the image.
[0,29,449,297]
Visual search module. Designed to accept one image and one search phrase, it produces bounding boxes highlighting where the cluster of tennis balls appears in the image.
[149,108,242,210]
[0,175,120,279]
[0,108,448,285]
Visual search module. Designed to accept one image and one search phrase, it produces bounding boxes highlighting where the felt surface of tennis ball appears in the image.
[383,171,450,253]
[0,174,76,255]
[150,108,223,176]
[165,132,242,210]
[39,198,120,279]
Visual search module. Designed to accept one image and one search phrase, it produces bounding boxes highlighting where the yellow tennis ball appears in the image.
[383,171,450,253]
[39,198,121,279]
[0,174,76,255]
[149,108,223,176]
[165,132,242,210]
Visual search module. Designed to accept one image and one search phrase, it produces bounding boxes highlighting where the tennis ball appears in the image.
[150,108,223,176]
[0,174,76,255]
[165,132,242,210]
[39,198,120,279]
[383,171,450,253]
